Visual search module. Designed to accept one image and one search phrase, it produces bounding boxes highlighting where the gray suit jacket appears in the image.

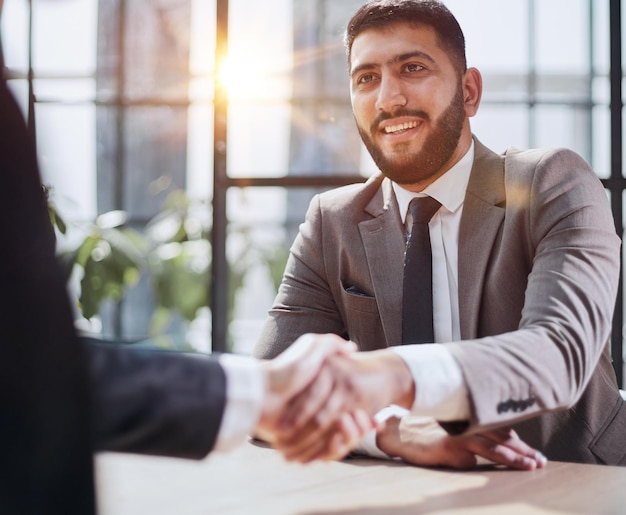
[254,138,626,465]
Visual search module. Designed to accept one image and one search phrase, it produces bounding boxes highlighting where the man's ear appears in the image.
[463,67,482,118]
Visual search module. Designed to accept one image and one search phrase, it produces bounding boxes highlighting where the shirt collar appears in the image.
[393,141,474,224]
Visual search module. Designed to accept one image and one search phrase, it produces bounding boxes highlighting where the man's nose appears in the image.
[375,75,408,112]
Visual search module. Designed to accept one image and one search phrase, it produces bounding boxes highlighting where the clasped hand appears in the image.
[255,333,411,462]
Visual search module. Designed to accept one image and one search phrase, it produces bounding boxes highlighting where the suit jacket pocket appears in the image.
[340,281,385,351]
[341,281,377,310]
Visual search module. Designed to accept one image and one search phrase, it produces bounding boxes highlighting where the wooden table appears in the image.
[96,440,626,514]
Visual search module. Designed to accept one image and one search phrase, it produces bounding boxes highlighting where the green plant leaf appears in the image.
[263,246,290,291]
[48,204,67,235]
[76,231,143,319]
[150,240,210,322]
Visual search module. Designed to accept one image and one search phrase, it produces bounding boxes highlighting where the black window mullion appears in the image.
[609,0,623,387]
[211,0,229,353]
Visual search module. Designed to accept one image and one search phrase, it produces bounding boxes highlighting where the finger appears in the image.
[279,423,339,463]
[278,374,344,455]
[334,339,358,355]
[341,410,376,453]
[272,335,356,403]
[462,435,540,471]
[322,410,375,461]
[276,406,371,463]
[294,416,355,463]
[282,334,354,372]
[301,365,353,434]
[277,366,334,438]
[480,428,548,468]
[280,354,358,439]
[286,409,374,464]
[276,398,341,459]
[357,408,380,433]
[320,414,360,462]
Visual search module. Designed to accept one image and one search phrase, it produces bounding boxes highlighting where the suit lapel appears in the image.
[458,138,506,339]
[359,177,406,346]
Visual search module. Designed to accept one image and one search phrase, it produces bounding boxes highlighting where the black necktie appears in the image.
[402,196,441,344]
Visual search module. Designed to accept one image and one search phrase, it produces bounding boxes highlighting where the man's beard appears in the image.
[357,84,466,186]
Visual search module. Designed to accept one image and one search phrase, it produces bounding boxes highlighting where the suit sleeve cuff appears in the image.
[390,344,471,421]
[214,354,265,452]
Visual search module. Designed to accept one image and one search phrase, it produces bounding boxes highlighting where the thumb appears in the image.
[272,334,354,394]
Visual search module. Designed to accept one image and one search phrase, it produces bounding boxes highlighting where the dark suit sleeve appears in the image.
[88,341,227,459]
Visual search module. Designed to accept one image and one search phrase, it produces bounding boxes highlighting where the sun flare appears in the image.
[216,55,290,100]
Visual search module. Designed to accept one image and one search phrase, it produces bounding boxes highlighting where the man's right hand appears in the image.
[277,344,415,434]
[271,336,416,462]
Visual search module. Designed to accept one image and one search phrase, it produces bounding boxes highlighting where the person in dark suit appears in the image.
[254,0,625,467]
[0,8,372,513]
[0,17,97,511]
[0,60,95,515]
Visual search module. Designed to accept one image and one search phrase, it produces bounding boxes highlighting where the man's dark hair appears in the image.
[344,0,467,73]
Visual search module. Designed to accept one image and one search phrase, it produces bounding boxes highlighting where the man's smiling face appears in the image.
[349,22,474,191]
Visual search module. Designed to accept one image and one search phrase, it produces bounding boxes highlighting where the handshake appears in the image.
[253,333,548,471]
[255,333,416,463]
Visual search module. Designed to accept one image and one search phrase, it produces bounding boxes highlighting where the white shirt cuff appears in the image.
[390,344,470,421]
[214,354,265,452]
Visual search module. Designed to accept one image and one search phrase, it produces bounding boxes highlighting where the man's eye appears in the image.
[357,73,377,85]
[404,63,424,73]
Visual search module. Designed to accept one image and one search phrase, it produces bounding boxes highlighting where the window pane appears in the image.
[536,0,589,73]
[123,0,191,101]
[592,106,610,179]
[594,0,610,74]
[187,103,214,200]
[227,187,307,354]
[36,103,97,223]
[470,105,529,153]
[32,0,98,74]
[2,0,30,71]
[121,106,188,220]
[447,0,528,72]
[227,0,293,102]
[534,105,591,154]
[225,0,363,179]
[227,102,291,177]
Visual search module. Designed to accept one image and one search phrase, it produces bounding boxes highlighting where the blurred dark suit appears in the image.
[0,65,95,514]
